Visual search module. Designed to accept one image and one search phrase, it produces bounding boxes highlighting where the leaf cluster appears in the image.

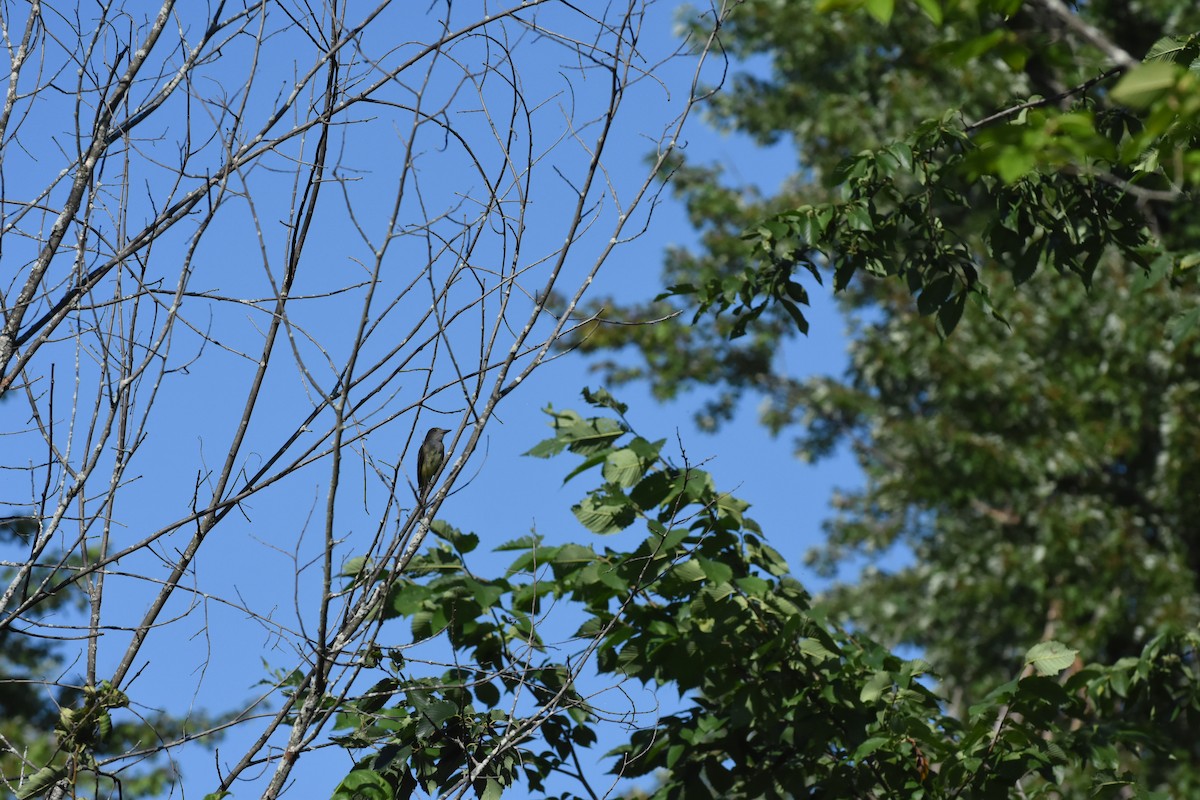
[328,393,1200,798]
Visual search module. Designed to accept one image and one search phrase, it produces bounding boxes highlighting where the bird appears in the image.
[416,427,450,501]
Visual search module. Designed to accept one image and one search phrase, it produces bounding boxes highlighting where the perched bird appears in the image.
[416,427,450,501]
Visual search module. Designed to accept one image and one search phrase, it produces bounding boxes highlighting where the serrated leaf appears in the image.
[524,435,567,458]
[1144,34,1200,66]
[631,469,674,511]
[669,558,706,583]
[734,575,770,596]
[572,493,636,534]
[602,448,643,487]
[495,534,541,551]
[798,637,837,662]
[697,556,733,584]
[845,203,874,231]
[551,542,595,566]
[860,670,893,702]
[1024,640,1078,676]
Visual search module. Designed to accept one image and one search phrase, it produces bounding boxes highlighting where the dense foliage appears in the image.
[332,395,1200,798]
[564,0,1200,794]
[576,0,1200,418]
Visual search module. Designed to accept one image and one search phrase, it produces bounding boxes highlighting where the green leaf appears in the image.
[860,671,893,703]
[715,493,749,527]
[734,575,770,596]
[698,556,734,584]
[917,273,955,316]
[340,555,371,578]
[572,493,637,534]
[552,542,595,566]
[785,280,809,305]
[993,147,1037,184]
[1024,641,1078,676]
[798,637,838,663]
[834,258,858,290]
[412,697,459,736]
[358,678,400,715]
[332,770,391,800]
[884,142,914,172]
[655,282,696,301]
[563,450,612,485]
[943,29,1008,66]
[1167,306,1200,340]
[464,577,504,609]
[669,558,706,583]
[603,448,644,487]
[853,735,893,759]
[845,203,874,231]
[16,765,68,800]
[411,607,447,641]
[936,291,967,336]
[1144,34,1200,66]
[1111,62,1181,108]
[431,521,479,553]
[1133,253,1173,294]
[631,469,675,511]
[912,0,943,24]
[524,435,567,459]
[495,534,541,551]
[582,386,629,414]
[780,298,811,335]
[527,408,626,458]
[863,0,894,24]
[677,468,715,503]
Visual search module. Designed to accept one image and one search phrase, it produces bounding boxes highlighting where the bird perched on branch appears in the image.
[417,427,450,501]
